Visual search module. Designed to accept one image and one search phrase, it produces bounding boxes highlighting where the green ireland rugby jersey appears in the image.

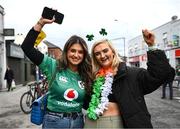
[39,54,85,112]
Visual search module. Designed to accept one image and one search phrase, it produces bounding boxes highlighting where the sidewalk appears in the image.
[0,81,36,93]
[172,81,180,102]
[0,84,24,92]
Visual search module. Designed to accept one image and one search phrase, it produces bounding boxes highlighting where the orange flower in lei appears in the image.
[97,67,113,77]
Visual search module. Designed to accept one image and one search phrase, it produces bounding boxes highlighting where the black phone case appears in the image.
[42,7,55,20]
[42,7,64,24]
[54,11,64,24]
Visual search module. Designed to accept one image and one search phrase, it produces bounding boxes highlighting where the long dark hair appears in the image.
[58,35,92,94]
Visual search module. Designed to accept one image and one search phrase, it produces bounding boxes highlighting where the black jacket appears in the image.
[112,50,174,128]
[4,69,14,82]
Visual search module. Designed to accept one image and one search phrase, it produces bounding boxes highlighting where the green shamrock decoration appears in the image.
[99,28,107,36]
[86,34,94,41]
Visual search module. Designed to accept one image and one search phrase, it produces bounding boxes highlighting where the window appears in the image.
[163,32,168,47]
[172,34,179,46]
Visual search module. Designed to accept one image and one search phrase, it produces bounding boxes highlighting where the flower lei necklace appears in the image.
[87,67,114,120]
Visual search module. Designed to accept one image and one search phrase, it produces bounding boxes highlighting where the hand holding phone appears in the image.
[42,7,64,24]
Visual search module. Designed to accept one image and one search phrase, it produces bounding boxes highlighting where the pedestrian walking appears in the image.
[161,68,175,100]
[4,66,14,91]
[21,8,92,129]
[84,29,175,128]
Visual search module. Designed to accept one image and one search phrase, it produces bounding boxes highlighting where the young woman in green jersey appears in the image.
[21,11,92,129]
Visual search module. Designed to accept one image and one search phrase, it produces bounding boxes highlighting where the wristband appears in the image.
[37,21,44,27]
[148,45,157,51]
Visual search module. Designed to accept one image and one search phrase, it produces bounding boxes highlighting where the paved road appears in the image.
[0,85,180,128]
[0,85,40,128]
[146,86,180,128]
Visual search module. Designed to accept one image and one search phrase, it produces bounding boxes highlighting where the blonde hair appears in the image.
[91,39,123,76]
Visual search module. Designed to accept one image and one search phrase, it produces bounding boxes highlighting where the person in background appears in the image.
[84,29,175,128]
[21,10,92,129]
[175,65,180,88]
[176,65,180,76]
[4,66,14,91]
[161,68,175,100]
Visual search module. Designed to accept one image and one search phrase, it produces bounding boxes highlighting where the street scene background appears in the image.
[0,0,180,128]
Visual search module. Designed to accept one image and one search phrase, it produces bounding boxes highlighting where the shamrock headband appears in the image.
[86,28,108,41]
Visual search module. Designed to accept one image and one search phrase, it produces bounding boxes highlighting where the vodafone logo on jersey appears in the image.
[64,88,78,101]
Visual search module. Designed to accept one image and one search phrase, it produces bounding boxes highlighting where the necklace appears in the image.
[87,68,114,120]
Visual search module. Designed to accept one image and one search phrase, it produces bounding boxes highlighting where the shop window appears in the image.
[172,34,179,46]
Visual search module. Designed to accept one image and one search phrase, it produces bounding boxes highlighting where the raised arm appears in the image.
[21,17,55,65]
[137,29,175,94]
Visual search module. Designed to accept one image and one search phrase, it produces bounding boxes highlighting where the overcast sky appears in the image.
[1,0,180,55]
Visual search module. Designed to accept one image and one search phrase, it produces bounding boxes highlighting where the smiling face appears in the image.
[67,43,84,71]
[93,43,114,68]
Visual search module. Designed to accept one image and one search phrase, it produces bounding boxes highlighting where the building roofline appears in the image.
[43,40,62,51]
[129,17,180,42]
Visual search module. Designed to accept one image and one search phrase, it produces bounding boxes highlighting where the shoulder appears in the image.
[126,66,144,74]
[39,54,57,67]
[115,63,143,80]
[124,66,148,83]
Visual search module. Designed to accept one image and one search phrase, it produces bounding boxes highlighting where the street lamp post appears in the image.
[113,19,127,61]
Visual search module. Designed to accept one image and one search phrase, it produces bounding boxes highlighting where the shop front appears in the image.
[6,41,35,85]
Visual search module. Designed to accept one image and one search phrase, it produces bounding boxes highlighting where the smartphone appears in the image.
[41,7,64,24]
[54,11,64,24]
[42,7,55,20]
